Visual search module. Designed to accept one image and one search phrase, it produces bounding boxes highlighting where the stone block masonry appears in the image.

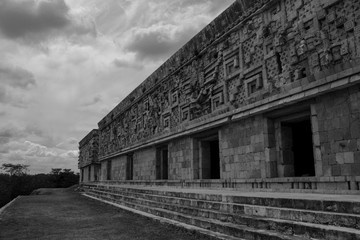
[220,116,265,180]
[79,130,100,183]
[78,0,360,193]
[316,88,360,177]
[107,156,127,181]
[133,148,157,180]
[169,137,194,180]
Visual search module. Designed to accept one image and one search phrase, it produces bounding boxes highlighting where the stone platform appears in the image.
[0,188,217,240]
[83,183,360,240]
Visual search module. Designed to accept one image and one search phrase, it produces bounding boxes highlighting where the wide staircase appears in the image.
[82,183,360,240]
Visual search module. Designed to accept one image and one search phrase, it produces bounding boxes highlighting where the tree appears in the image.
[0,165,79,208]
[50,168,62,175]
[49,168,78,187]
[1,163,29,176]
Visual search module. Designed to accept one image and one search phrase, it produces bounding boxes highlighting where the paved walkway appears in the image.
[0,188,212,240]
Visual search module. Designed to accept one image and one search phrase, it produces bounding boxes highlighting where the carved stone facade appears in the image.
[79,0,360,192]
[78,129,100,182]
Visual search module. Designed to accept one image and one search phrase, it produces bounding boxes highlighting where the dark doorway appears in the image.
[126,154,134,180]
[162,148,169,180]
[292,119,315,176]
[210,140,220,179]
[94,165,99,181]
[106,160,112,180]
[156,146,168,180]
[281,119,315,177]
[200,136,220,179]
[88,166,91,181]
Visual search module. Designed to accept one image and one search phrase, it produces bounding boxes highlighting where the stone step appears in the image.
[88,188,360,240]
[88,185,360,230]
[88,184,223,202]
[85,191,309,240]
[87,184,360,215]
[85,193,245,240]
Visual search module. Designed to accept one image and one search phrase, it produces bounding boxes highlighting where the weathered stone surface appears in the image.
[78,130,100,182]
[94,0,360,160]
[79,0,360,191]
[78,129,99,168]
[82,184,360,240]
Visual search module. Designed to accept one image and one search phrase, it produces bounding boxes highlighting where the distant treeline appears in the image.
[0,166,79,208]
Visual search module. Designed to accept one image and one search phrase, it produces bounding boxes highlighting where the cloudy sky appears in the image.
[0,0,234,174]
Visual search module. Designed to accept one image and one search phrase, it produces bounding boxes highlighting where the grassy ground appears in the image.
[0,188,213,240]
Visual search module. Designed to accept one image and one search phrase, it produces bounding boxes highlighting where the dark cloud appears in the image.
[65,19,98,39]
[0,125,23,144]
[124,0,234,61]
[24,125,45,138]
[200,0,235,15]
[0,64,36,89]
[0,0,96,43]
[0,148,9,154]
[0,0,70,39]
[178,0,233,12]
[0,86,28,108]
[125,27,197,61]
[64,150,78,158]
[0,64,36,108]
[113,58,144,70]
[0,125,56,150]
[68,138,78,145]
[55,137,78,150]
[82,95,102,107]
[0,128,13,143]
[6,152,26,162]
[0,86,9,104]
[24,125,59,148]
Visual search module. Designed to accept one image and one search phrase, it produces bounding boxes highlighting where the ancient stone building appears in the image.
[78,129,100,182]
[79,1,360,238]
[79,0,360,191]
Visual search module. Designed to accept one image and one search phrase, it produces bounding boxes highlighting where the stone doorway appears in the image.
[282,119,315,177]
[277,114,315,177]
[88,166,91,181]
[126,154,134,180]
[156,146,168,180]
[200,135,220,179]
[106,160,112,180]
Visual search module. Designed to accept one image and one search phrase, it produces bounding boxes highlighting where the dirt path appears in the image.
[0,188,212,240]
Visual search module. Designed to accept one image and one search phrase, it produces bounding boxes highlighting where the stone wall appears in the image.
[110,156,127,180]
[133,148,156,180]
[81,166,90,182]
[78,0,360,191]
[80,165,100,182]
[97,0,360,161]
[100,161,107,181]
[97,0,251,128]
[316,87,360,177]
[79,129,99,168]
[219,116,265,179]
[92,165,101,181]
[168,137,196,180]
